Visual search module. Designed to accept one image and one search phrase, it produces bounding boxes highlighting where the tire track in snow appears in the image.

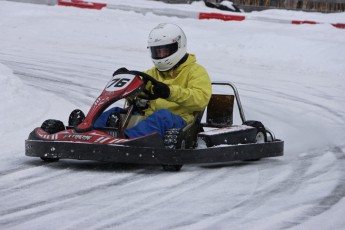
[0,169,150,229]
[166,160,292,229]
[79,168,230,229]
[0,51,110,107]
[173,146,344,230]
[286,145,345,229]
[240,82,345,124]
[0,164,73,194]
[86,164,264,230]
[0,152,63,173]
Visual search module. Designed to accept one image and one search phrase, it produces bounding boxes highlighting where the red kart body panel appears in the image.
[76,74,144,132]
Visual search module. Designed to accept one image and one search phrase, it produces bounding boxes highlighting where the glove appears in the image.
[113,67,128,76]
[152,82,170,99]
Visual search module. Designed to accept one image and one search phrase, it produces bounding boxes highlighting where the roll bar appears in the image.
[211,81,246,123]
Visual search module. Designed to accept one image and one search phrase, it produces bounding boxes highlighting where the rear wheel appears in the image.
[40,157,59,163]
[243,120,267,143]
[243,120,267,161]
[162,164,183,172]
[162,128,184,172]
[40,119,65,162]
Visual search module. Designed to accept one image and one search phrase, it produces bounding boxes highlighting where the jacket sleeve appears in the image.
[167,65,212,112]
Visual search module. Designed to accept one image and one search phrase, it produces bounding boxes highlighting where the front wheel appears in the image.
[68,109,85,127]
[41,119,65,135]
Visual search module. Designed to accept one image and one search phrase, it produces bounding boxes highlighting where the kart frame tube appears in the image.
[211,82,246,123]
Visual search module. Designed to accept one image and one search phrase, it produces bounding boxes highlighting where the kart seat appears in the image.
[177,94,235,148]
[206,94,234,127]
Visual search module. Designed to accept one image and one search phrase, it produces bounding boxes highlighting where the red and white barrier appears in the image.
[197,12,345,29]
[291,20,345,29]
[58,0,106,10]
[7,0,344,29]
[199,12,245,21]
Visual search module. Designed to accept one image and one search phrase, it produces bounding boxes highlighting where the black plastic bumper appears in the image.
[25,139,284,165]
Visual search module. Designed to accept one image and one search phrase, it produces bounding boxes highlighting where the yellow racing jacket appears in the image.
[144,54,212,124]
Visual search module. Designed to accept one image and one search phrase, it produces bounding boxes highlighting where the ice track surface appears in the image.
[0,1,345,229]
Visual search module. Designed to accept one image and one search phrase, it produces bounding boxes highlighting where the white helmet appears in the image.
[148,23,187,72]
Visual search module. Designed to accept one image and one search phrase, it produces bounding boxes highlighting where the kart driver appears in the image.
[95,23,212,139]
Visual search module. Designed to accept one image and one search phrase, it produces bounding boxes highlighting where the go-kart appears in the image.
[25,70,284,171]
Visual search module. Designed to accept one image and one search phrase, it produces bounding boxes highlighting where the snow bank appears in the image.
[0,62,75,151]
[0,63,24,100]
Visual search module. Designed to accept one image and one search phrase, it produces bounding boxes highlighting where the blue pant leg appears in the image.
[124,109,186,139]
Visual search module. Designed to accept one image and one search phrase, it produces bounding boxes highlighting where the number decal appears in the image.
[107,78,130,88]
[105,74,135,92]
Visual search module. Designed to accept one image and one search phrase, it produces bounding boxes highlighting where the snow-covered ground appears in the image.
[0,1,345,229]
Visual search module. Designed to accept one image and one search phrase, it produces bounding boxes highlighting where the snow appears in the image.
[0,1,345,229]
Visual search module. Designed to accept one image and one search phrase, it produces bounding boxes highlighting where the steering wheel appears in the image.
[114,69,160,100]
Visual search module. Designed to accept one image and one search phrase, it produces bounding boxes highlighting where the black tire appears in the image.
[68,109,85,127]
[162,165,183,172]
[40,157,59,162]
[40,119,65,162]
[243,120,267,161]
[162,128,184,171]
[243,120,267,143]
[41,119,65,134]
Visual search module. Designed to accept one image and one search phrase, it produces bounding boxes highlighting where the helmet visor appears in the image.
[150,42,178,59]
